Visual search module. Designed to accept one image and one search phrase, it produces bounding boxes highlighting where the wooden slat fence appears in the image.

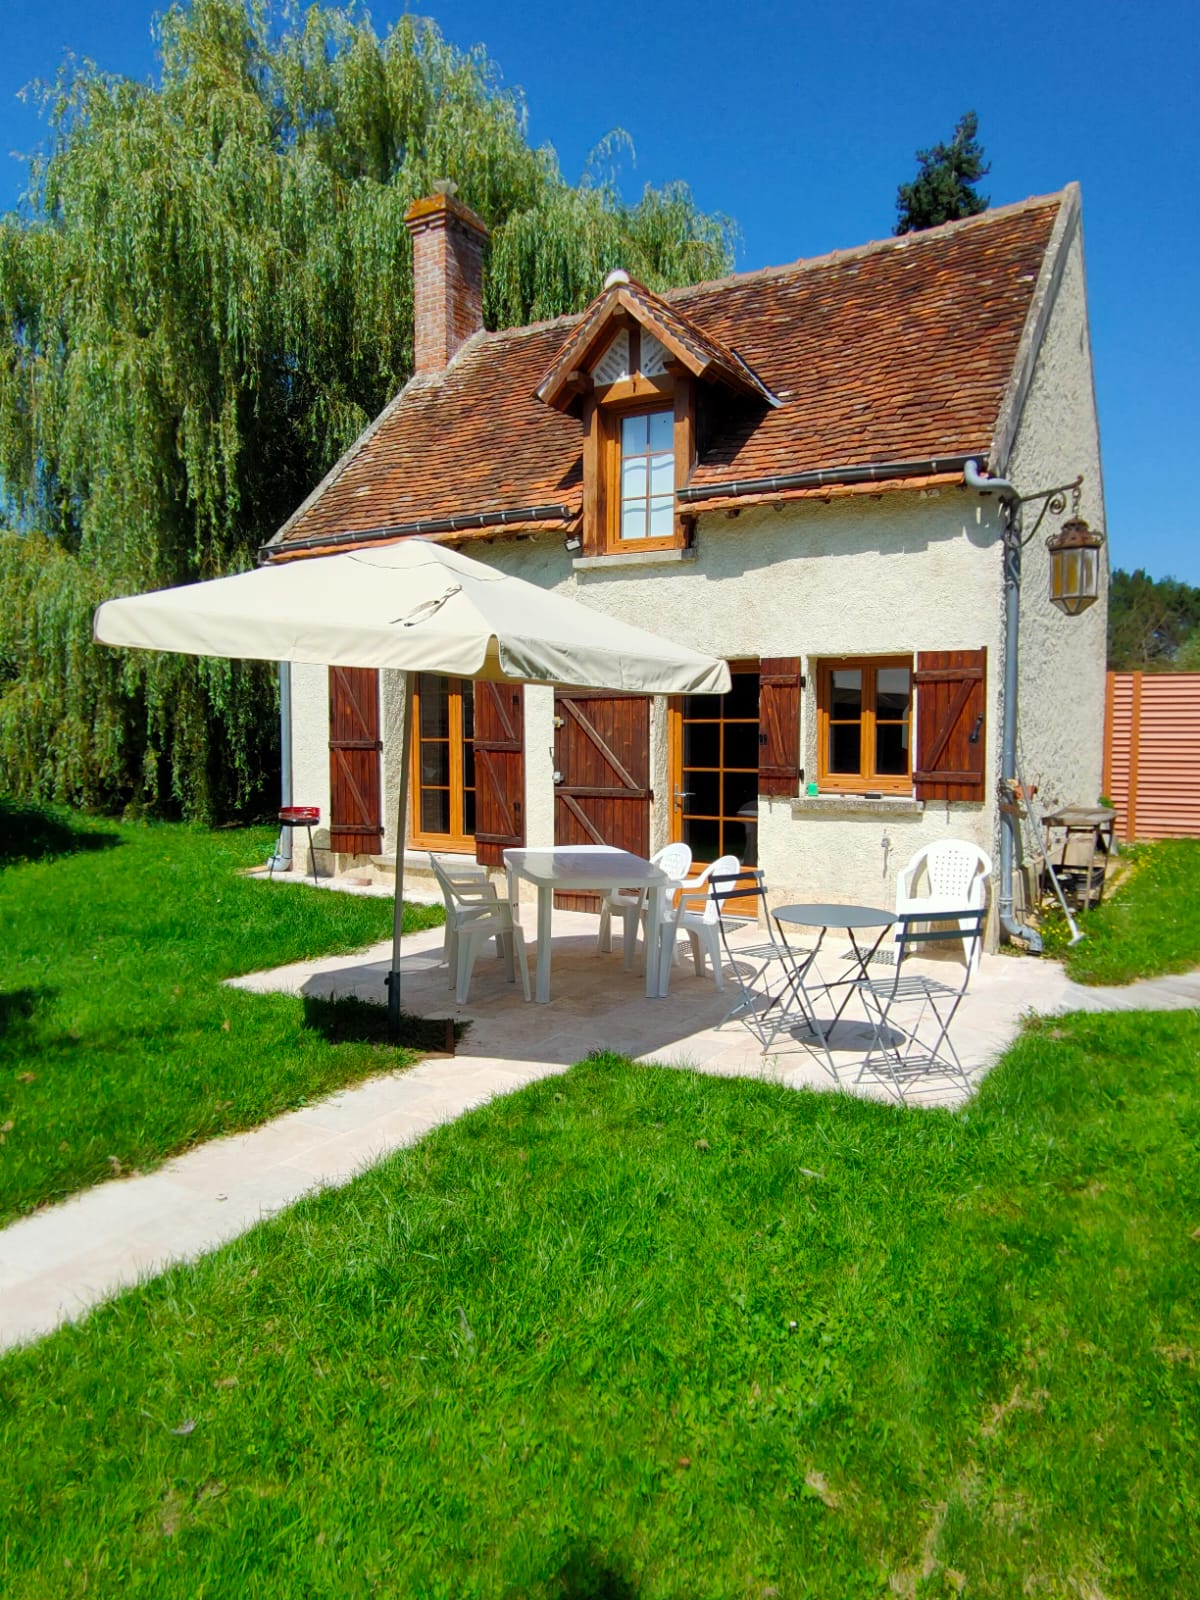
[1103,671,1200,840]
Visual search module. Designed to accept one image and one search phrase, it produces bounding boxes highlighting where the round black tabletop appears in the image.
[774,903,896,930]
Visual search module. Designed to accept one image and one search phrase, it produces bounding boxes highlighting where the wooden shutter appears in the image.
[474,682,525,866]
[913,649,987,801]
[758,657,802,797]
[328,666,383,853]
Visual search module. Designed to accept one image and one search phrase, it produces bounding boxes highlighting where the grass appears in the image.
[1046,839,1200,986]
[0,809,442,1223]
[1,1011,1198,1596]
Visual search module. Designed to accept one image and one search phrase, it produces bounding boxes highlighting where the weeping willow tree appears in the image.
[0,0,733,821]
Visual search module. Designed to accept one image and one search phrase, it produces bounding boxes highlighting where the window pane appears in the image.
[830,723,861,773]
[721,721,756,769]
[420,745,448,785]
[648,497,673,538]
[463,790,476,836]
[650,454,674,496]
[421,789,450,834]
[876,667,911,719]
[463,740,475,789]
[621,504,645,541]
[830,669,861,717]
[418,674,449,739]
[683,721,720,768]
[725,673,758,718]
[621,414,648,452]
[689,770,721,816]
[875,723,909,776]
[724,772,757,816]
[682,817,721,863]
[687,694,723,719]
[647,410,673,451]
[621,458,647,499]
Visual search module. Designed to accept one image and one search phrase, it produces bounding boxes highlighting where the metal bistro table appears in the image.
[773,903,897,1030]
[503,846,671,1004]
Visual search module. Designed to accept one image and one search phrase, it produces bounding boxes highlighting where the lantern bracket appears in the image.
[1010,475,1083,547]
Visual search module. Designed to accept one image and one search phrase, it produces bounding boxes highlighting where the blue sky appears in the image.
[1,0,1196,581]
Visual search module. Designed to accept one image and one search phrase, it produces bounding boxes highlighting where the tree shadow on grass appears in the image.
[0,799,122,869]
[301,994,467,1055]
[547,1545,640,1600]
[0,985,57,1042]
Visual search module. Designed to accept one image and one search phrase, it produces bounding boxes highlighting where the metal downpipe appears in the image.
[964,460,1043,952]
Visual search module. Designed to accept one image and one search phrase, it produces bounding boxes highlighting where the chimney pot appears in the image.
[404,190,488,375]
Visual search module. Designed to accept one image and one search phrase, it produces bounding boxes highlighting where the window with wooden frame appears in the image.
[580,327,695,556]
[409,673,476,851]
[816,656,913,794]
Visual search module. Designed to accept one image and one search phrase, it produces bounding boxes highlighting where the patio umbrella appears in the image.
[94,538,731,1038]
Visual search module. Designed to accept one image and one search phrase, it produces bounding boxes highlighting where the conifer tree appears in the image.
[0,1,733,820]
[895,111,990,234]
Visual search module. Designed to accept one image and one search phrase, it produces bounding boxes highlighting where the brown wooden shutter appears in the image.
[328,666,383,853]
[474,682,525,866]
[758,657,802,797]
[913,649,987,801]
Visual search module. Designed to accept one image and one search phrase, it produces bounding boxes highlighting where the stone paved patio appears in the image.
[3,903,1198,1353]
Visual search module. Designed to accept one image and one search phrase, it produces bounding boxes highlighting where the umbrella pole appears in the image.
[386,671,415,1045]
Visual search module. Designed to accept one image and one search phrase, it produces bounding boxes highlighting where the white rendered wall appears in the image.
[289,663,331,867]
[1006,224,1108,816]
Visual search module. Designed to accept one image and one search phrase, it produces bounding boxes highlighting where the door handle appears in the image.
[673,790,693,803]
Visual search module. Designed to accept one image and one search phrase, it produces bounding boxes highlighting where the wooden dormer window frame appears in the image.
[581,331,696,557]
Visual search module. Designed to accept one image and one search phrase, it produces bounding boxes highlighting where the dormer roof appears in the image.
[534,272,777,411]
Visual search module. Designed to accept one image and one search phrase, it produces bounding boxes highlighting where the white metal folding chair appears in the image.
[706,870,838,1076]
[895,842,992,974]
[854,907,987,1102]
[596,841,693,971]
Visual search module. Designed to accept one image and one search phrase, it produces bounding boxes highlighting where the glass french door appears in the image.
[409,674,476,852]
[669,666,760,905]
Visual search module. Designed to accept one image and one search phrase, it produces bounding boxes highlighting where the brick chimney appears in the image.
[404,185,489,375]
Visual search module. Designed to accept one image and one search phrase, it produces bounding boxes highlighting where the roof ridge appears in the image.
[664,189,1069,303]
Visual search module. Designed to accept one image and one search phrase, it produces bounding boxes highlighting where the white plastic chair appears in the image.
[596,842,693,971]
[438,874,531,1004]
[430,856,497,972]
[656,854,741,994]
[895,842,992,973]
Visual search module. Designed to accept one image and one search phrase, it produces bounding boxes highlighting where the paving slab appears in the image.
[3,902,1197,1354]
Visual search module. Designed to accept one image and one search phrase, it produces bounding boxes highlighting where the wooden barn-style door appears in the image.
[328,666,383,855]
[553,691,651,911]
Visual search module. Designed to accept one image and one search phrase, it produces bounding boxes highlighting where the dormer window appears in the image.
[533,270,776,560]
[618,410,675,544]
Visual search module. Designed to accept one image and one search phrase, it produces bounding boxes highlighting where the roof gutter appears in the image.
[963,458,1042,954]
[677,454,977,504]
[259,503,575,563]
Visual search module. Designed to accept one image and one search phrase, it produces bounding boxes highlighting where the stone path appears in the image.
[2,911,1197,1354]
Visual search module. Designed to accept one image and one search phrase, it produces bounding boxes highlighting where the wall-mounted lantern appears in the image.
[1046,516,1104,615]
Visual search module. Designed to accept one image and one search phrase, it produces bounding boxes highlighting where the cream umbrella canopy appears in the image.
[94,539,731,1038]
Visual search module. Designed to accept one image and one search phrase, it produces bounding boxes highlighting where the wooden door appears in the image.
[328,666,383,855]
[553,691,651,910]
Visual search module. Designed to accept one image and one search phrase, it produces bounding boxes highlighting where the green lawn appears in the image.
[1055,839,1200,986]
[1,1012,1197,1596]
[0,806,440,1223]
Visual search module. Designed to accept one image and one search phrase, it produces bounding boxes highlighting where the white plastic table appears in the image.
[503,846,670,1004]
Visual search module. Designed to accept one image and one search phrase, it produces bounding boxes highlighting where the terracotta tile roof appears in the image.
[272,192,1064,552]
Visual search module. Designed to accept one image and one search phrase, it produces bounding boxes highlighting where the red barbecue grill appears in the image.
[271,806,321,885]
